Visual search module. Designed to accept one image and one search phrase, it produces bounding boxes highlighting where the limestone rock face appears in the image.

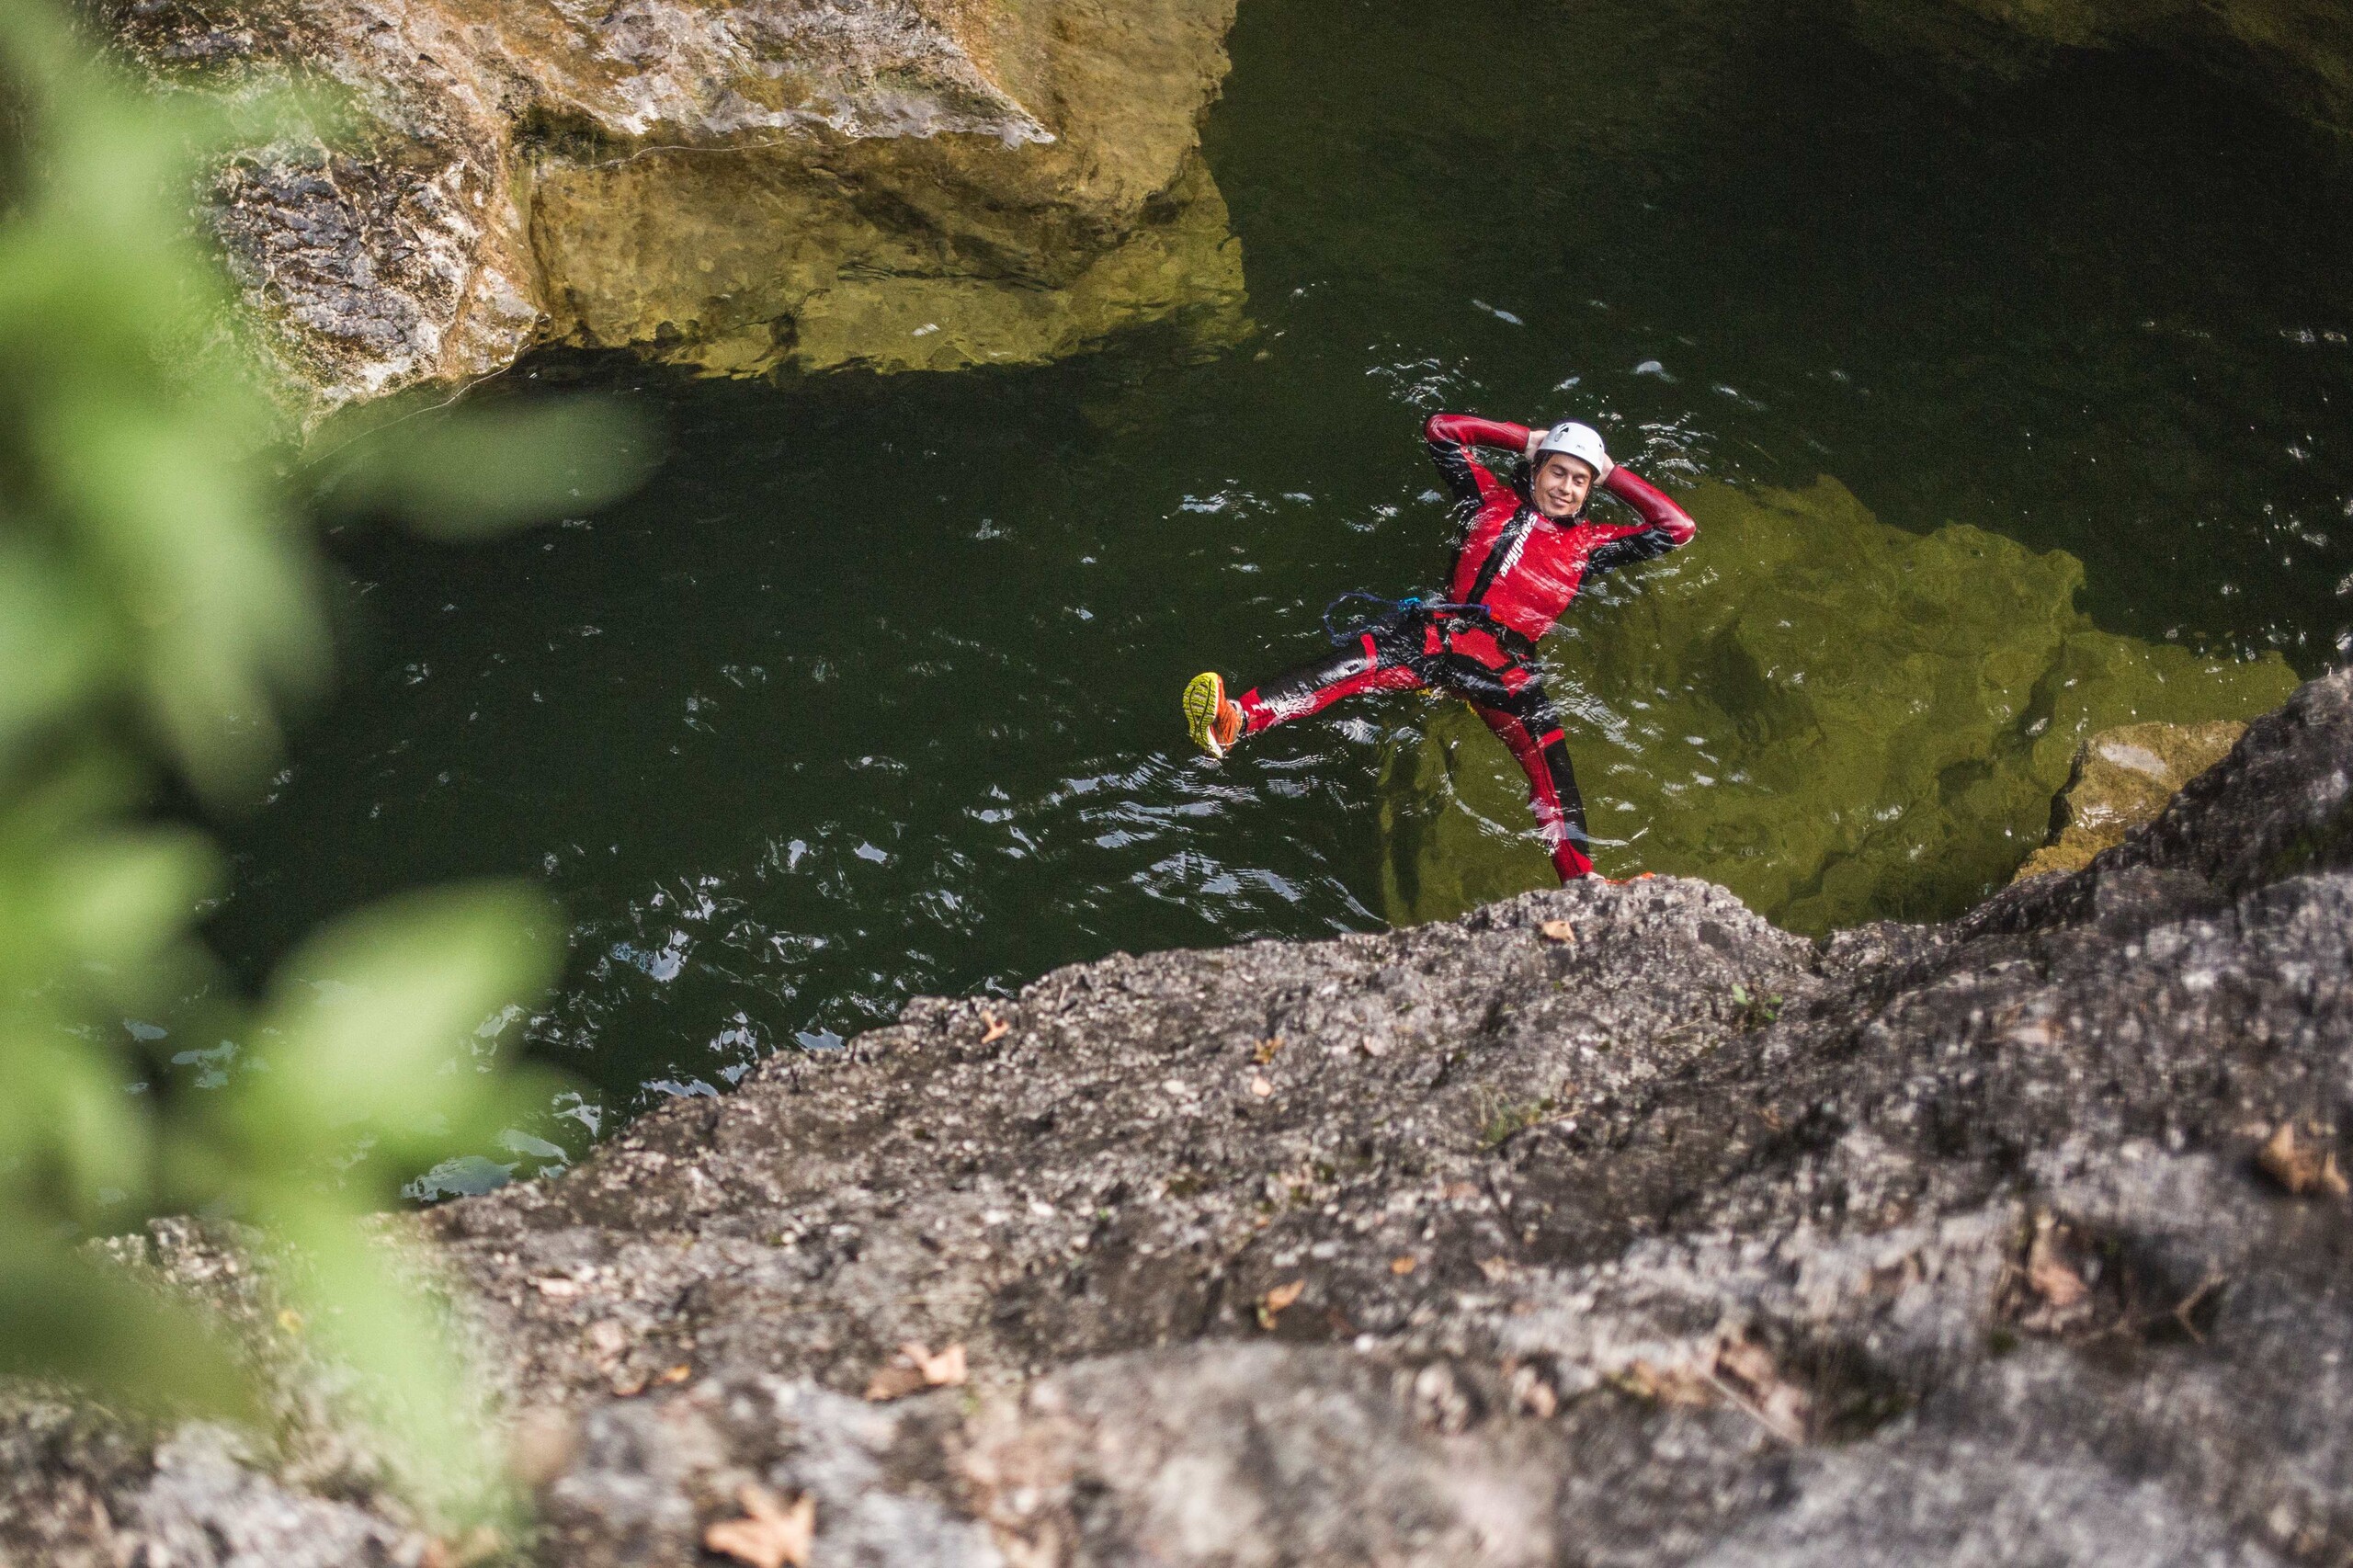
[11,665,2353,1564]
[2013,719,2248,881]
[1377,477,2299,934]
[106,0,1247,415]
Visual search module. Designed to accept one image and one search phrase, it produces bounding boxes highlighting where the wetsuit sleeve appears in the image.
[1423,413,1531,510]
[1583,466,1697,576]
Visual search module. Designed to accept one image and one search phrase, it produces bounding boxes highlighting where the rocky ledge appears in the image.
[104,0,1247,416]
[10,665,2353,1564]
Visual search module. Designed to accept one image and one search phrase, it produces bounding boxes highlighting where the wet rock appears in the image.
[1377,477,2298,933]
[2013,719,2247,881]
[14,666,2353,1564]
[104,0,1247,417]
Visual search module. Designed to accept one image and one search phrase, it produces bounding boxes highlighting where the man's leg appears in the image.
[1186,625,1426,756]
[1469,676,1594,881]
[1237,631,1427,733]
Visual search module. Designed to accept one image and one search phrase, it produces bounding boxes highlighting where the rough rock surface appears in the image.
[104,0,1246,415]
[2013,719,2248,881]
[9,666,2353,1565]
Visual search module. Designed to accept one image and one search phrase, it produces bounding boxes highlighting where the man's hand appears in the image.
[1523,426,1545,462]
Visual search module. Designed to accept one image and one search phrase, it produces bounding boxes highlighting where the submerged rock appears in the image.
[2013,718,2248,881]
[1377,477,2299,934]
[11,665,2353,1564]
[106,0,1247,415]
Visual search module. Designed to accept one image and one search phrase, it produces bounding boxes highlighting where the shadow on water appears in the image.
[190,0,2353,1182]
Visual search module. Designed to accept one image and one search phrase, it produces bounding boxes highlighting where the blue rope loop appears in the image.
[1320,591,1491,645]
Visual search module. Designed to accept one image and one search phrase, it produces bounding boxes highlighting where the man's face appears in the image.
[1531,452,1596,520]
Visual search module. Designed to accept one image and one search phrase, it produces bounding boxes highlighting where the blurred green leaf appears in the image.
[242,885,560,1148]
[314,400,658,538]
[43,827,221,987]
[0,1040,143,1219]
[0,0,644,1529]
[267,1201,506,1517]
[0,1234,254,1421]
[0,543,110,776]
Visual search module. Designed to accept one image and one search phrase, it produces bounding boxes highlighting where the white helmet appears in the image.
[1533,421,1612,482]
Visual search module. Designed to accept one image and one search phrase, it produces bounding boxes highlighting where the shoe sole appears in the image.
[1183,671,1228,758]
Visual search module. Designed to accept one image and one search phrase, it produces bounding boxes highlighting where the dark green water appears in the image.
[201,0,2353,1184]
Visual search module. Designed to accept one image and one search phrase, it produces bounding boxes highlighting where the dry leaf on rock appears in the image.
[704,1485,815,1568]
[1713,1336,1777,1391]
[1252,1035,1285,1065]
[1615,1358,1713,1408]
[2005,1210,2099,1335]
[1539,919,1576,944]
[1390,1255,1417,1276]
[1257,1278,1305,1329]
[980,1011,1010,1045]
[863,1360,926,1403]
[2026,1233,2089,1311]
[867,1340,968,1400]
[915,1341,969,1386]
[1711,1335,1811,1443]
[1507,1363,1558,1419]
[2257,1122,2349,1198]
[419,1527,504,1568]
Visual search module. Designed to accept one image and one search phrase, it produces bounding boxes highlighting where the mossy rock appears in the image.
[2013,719,2249,880]
[1377,476,2299,934]
[532,149,1250,379]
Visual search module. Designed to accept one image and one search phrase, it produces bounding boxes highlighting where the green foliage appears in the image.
[1730,983,1782,1030]
[0,0,647,1529]
[1475,1093,1554,1149]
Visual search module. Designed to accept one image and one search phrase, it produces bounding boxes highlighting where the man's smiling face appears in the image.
[1530,451,1596,519]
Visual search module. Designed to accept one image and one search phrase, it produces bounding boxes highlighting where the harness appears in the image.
[1320,591,1538,663]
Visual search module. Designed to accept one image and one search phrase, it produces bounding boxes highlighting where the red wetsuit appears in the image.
[1233,413,1696,881]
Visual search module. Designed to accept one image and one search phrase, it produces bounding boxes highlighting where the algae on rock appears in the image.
[531,146,1245,378]
[1378,476,2299,934]
[2012,719,2249,881]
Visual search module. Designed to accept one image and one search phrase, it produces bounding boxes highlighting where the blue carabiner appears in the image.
[1321,591,1419,645]
[1320,590,1502,645]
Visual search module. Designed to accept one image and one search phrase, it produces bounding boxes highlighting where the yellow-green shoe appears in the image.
[1183,671,1241,758]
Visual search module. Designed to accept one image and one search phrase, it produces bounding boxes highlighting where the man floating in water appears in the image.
[1183,413,1695,881]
